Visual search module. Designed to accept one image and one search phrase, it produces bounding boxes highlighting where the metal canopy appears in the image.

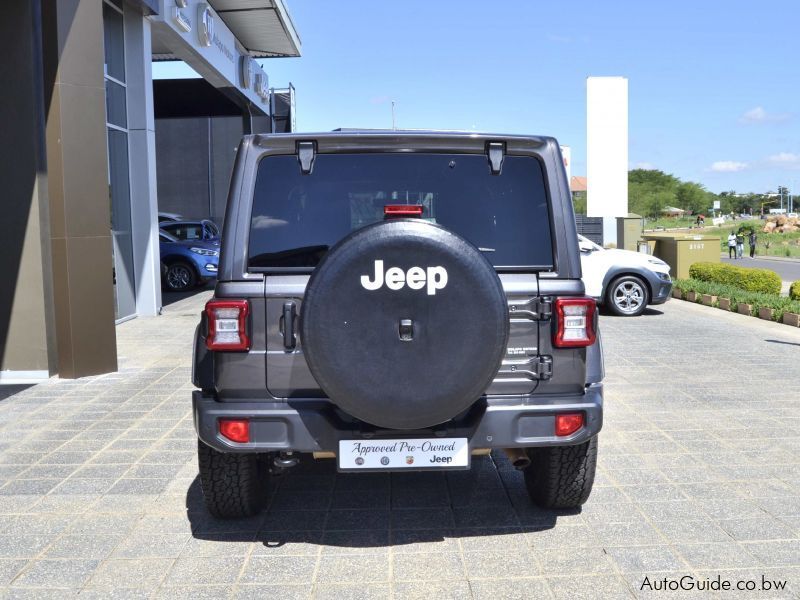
[152,0,301,60]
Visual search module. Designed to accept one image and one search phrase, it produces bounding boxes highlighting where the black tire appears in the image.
[164,261,197,292]
[300,219,508,430]
[197,440,269,518]
[605,275,648,317]
[524,437,598,509]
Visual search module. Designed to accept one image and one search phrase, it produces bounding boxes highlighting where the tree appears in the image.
[572,191,586,215]
[628,169,681,217]
[675,182,710,214]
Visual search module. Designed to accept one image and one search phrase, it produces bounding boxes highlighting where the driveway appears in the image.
[0,295,798,598]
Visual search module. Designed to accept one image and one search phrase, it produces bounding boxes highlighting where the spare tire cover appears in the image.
[300,219,509,430]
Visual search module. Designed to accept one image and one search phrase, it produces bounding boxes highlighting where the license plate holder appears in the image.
[338,437,470,471]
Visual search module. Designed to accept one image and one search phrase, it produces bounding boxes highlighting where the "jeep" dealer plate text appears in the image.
[338,438,469,471]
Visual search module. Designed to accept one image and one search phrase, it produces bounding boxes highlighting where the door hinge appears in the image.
[498,355,552,381]
[508,297,552,321]
[486,141,505,175]
[532,355,553,380]
[297,141,316,174]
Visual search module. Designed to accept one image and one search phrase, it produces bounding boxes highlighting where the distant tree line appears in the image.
[572,170,789,218]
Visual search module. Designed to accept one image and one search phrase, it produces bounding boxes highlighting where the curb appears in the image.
[670,293,800,328]
[718,253,800,264]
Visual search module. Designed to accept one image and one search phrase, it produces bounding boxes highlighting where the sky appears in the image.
[154,0,800,195]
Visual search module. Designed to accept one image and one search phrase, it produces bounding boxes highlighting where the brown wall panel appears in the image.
[44,0,117,377]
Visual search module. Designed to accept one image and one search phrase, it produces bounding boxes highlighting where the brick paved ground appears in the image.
[0,293,798,598]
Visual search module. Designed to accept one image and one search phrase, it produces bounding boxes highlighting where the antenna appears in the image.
[391,101,396,130]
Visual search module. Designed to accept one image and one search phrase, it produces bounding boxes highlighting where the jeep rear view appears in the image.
[192,131,604,518]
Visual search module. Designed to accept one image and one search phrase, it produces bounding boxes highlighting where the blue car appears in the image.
[159,228,220,292]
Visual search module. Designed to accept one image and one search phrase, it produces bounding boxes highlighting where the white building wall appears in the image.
[586,77,628,246]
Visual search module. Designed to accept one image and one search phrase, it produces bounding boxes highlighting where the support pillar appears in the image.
[125,4,162,316]
[43,0,117,377]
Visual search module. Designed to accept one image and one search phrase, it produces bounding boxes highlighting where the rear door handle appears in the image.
[280,301,297,350]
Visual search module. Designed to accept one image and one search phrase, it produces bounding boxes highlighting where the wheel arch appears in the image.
[600,267,654,304]
[162,254,201,277]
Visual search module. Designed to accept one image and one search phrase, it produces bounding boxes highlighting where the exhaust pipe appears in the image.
[503,448,531,471]
[273,452,299,469]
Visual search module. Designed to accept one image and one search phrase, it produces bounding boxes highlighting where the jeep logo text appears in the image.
[360,260,448,295]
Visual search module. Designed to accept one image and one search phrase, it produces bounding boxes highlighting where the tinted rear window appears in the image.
[248,153,553,269]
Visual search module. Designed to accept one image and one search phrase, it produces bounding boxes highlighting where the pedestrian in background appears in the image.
[749,231,757,258]
[728,232,737,259]
[736,232,745,259]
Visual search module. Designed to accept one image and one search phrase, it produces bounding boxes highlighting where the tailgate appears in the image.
[265,274,323,398]
[264,273,585,400]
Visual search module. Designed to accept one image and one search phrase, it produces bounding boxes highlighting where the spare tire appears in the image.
[300,219,508,430]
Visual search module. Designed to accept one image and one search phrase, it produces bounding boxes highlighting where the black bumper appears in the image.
[193,384,603,453]
[644,272,673,305]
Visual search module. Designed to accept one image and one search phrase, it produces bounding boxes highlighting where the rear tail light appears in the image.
[555,413,584,436]
[206,299,250,351]
[384,204,423,217]
[219,418,250,443]
[553,298,596,348]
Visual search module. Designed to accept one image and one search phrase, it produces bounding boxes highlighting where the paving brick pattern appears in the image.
[0,293,798,598]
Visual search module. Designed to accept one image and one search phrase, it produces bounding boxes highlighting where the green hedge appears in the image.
[673,278,800,321]
[791,280,800,301]
[688,262,782,295]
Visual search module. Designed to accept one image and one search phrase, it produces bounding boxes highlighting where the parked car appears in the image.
[159,229,219,292]
[578,234,672,316]
[157,211,184,222]
[159,219,220,242]
[193,131,604,518]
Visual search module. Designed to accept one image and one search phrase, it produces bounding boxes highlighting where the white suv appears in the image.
[578,235,672,316]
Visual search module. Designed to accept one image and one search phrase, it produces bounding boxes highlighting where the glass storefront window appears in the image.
[105,80,127,128]
[103,0,135,321]
[103,2,125,82]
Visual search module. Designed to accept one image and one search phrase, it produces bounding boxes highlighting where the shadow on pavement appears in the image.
[765,338,800,347]
[599,307,664,318]
[162,282,215,307]
[0,384,32,402]
[185,453,575,549]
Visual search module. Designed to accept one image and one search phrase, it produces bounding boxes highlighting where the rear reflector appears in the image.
[219,418,250,443]
[555,413,584,437]
[384,204,423,217]
[553,298,596,348]
[206,299,250,351]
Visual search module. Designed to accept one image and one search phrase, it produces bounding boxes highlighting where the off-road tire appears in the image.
[197,440,269,518]
[524,437,598,509]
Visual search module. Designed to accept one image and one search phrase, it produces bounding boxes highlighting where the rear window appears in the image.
[248,153,553,270]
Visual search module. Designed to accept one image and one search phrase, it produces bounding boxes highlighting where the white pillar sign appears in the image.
[587,77,628,246]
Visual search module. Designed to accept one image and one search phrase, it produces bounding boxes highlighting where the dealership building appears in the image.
[0,0,300,381]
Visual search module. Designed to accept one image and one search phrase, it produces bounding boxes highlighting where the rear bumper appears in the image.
[193,383,603,453]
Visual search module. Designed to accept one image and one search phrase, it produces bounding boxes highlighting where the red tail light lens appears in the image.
[206,299,250,351]
[384,204,423,217]
[219,418,250,443]
[555,413,584,436]
[553,298,596,348]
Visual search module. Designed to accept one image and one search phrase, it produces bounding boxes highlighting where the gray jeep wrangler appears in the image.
[192,131,604,518]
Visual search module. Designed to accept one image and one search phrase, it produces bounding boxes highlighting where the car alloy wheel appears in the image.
[611,279,645,315]
[166,264,194,291]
